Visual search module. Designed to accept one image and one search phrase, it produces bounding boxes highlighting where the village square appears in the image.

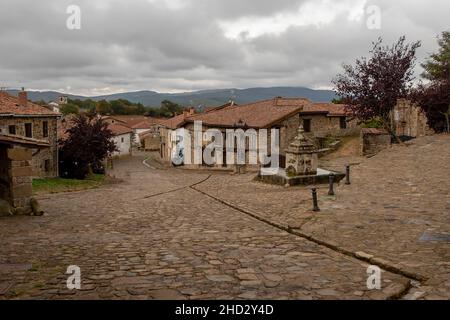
[0,87,448,300]
[0,1,448,303]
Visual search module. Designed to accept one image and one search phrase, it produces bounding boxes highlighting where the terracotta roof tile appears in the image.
[159,113,187,130]
[0,91,59,117]
[301,103,349,116]
[183,98,311,128]
[204,102,237,113]
[108,123,133,136]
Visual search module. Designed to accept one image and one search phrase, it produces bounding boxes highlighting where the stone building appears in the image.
[103,115,165,146]
[160,98,312,169]
[0,134,50,215]
[158,98,358,168]
[391,99,432,138]
[300,103,358,137]
[0,90,59,178]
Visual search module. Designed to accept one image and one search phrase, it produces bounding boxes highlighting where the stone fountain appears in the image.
[257,125,345,186]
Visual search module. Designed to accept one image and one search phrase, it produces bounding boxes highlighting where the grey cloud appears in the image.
[0,0,447,95]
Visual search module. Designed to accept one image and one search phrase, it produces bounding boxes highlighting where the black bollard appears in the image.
[312,188,320,212]
[328,173,335,196]
[345,165,351,185]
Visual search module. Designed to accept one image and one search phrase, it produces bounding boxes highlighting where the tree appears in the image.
[96,100,112,115]
[331,97,345,104]
[422,31,450,81]
[412,81,450,133]
[412,32,450,133]
[333,36,421,136]
[161,100,183,116]
[60,103,80,115]
[59,115,117,179]
[110,100,126,115]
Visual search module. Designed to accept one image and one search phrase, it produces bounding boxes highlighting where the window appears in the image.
[121,137,124,143]
[340,117,347,129]
[8,125,16,135]
[25,123,32,138]
[43,121,48,138]
[303,119,311,133]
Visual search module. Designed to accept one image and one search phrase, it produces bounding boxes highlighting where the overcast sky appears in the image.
[0,0,448,96]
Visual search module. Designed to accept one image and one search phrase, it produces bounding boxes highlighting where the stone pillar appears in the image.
[285,125,318,177]
[6,147,33,215]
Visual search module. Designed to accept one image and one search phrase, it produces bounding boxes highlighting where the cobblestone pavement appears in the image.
[195,135,450,300]
[0,153,411,300]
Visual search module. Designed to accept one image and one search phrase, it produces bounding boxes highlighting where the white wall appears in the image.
[134,129,148,144]
[112,133,132,157]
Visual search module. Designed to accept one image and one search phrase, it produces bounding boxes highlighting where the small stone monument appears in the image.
[285,125,318,177]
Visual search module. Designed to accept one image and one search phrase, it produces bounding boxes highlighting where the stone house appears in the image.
[103,115,164,146]
[160,98,312,169]
[158,110,195,162]
[300,103,358,137]
[158,98,358,168]
[139,129,161,151]
[0,90,59,178]
[0,135,50,215]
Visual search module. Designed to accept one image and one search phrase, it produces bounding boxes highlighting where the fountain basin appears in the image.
[257,167,345,186]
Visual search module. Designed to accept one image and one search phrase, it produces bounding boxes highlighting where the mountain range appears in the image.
[6,87,337,107]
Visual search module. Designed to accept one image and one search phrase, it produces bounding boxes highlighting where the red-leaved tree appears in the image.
[59,114,118,179]
[333,36,421,135]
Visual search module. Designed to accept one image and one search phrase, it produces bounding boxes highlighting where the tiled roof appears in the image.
[138,129,160,139]
[204,102,237,113]
[102,115,166,129]
[159,113,188,130]
[0,91,59,117]
[183,98,311,128]
[301,103,349,116]
[130,118,164,129]
[109,123,133,136]
[58,116,133,139]
[0,134,50,148]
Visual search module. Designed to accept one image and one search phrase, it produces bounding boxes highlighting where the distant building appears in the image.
[58,115,133,158]
[57,96,68,105]
[109,123,133,157]
[103,115,165,146]
[47,102,61,113]
[0,90,60,178]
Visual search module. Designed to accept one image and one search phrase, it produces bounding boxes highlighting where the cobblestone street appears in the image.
[0,135,448,300]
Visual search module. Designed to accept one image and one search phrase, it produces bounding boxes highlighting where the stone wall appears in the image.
[0,147,9,200]
[392,99,432,138]
[0,147,33,214]
[360,128,391,156]
[143,135,161,151]
[300,115,359,137]
[0,117,58,178]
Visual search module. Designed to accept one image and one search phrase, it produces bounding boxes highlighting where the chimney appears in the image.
[189,107,195,115]
[18,88,28,107]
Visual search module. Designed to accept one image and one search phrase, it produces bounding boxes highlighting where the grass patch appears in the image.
[33,174,105,195]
